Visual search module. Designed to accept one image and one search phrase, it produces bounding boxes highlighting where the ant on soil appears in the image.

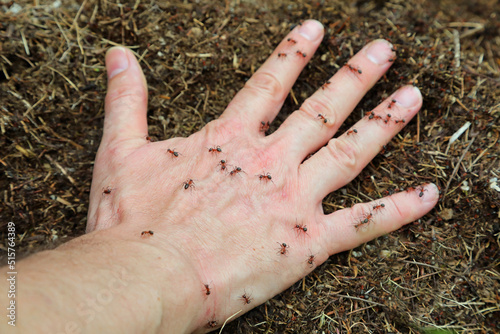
[321,81,331,90]
[344,63,362,74]
[230,166,245,176]
[167,148,180,157]
[208,145,222,154]
[295,50,307,57]
[260,121,270,132]
[317,113,328,124]
[277,242,289,255]
[183,179,195,190]
[287,38,297,44]
[241,292,252,305]
[141,230,154,237]
[347,129,358,136]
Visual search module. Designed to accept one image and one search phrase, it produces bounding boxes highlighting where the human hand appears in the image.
[88,19,438,333]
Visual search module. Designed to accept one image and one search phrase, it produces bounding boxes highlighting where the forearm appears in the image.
[0,225,201,334]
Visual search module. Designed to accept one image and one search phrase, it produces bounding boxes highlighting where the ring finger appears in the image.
[271,39,396,164]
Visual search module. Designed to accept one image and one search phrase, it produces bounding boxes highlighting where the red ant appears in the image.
[277,242,289,255]
[204,283,211,296]
[230,166,245,176]
[183,179,195,190]
[218,159,229,172]
[278,52,287,59]
[294,223,308,235]
[345,63,362,74]
[145,135,152,142]
[296,50,306,57]
[307,254,316,268]
[208,145,222,154]
[141,230,154,237]
[417,186,427,197]
[394,118,406,125]
[241,292,252,304]
[167,148,180,157]
[206,320,217,328]
[366,112,382,121]
[287,38,297,44]
[321,81,331,90]
[347,129,358,136]
[317,113,328,124]
[258,173,273,182]
[372,202,385,211]
[102,187,112,194]
[388,99,397,109]
[388,58,395,62]
[384,114,392,124]
[260,121,270,132]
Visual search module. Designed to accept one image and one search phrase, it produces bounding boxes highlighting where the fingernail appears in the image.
[364,39,394,65]
[393,85,422,108]
[106,47,129,79]
[298,20,324,41]
[422,183,439,204]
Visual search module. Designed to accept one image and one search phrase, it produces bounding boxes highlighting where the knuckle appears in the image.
[325,138,358,171]
[243,71,284,102]
[300,96,337,125]
[105,84,147,109]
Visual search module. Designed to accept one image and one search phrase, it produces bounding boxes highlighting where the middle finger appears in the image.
[270,39,396,165]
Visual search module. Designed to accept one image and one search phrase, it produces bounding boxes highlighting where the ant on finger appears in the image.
[260,121,270,132]
[257,173,273,183]
[218,159,229,172]
[102,186,113,195]
[294,223,308,237]
[388,99,397,109]
[372,202,385,211]
[141,230,154,237]
[347,129,358,136]
[208,145,222,154]
[317,113,328,124]
[230,166,245,176]
[345,63,362,74]
[203,283,211,296]
[296,50,307,58]
[278,52,287,59]
[287,38,297,44]
[321,81,331,90]
[167,148,180,157]
[394,117,406,125]
[241,292,252,305]
[307,254,316,268]
[277,242,289,255]
[183,179,195,190]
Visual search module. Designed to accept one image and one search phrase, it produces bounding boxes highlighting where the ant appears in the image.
[167,148,180,157]
[321,81,331,90]
[260,121,270,132]
[183,179,195,190]
[141,230,154,237]
[258,173,273,183]
[206,320,217,328]
[204,283,211,296]
[345,63,362,74]
[208,145,222,154]
[366,112,382,121]
[230,166,245,176]
[394,118,406,125]
[417,186,427,197]
[102,187,112,194]
[388,58,395,62]
[372,202,385,211]
[294,223,308,236]
[317,113,328,124]
[241,292,252,305]
[287,38,297,44]
[145,135,152,142]
[384,114,392,124]
[388,99,397,109]
[295,50,307,57]
[277,242,289,255]
[218,159,229,172]
[278,52,287,59]
[347,129,358,136]
[307,254,316,268]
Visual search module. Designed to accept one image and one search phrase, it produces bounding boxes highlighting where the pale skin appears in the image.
[0,20,438,333]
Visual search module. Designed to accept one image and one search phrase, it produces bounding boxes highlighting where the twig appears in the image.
[443,137,475,200]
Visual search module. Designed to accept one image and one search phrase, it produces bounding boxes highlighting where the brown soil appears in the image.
[1,0,499,333]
